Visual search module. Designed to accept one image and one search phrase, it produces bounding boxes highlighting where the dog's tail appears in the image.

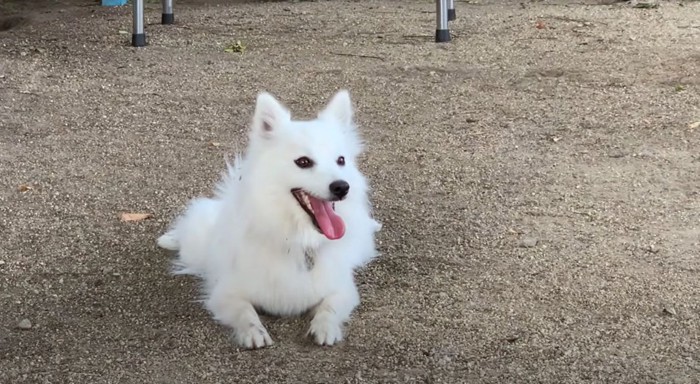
[156,230,180,251]
[157,197,222,276]
[157,156,243,275]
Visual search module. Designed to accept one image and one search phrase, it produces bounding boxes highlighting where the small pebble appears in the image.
[505,335,520,343]
[519,237,538,248]
[17,318,32,330]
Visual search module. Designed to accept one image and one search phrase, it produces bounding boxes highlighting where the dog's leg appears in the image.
[206,284,273,349]
[308,283,360,346]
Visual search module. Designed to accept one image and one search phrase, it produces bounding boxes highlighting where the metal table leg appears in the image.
[162,0,174,24]
[435,0,450,43]
[132,0,146,47]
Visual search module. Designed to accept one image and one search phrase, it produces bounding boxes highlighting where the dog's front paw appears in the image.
[233,322,273,349]
[308,312,343,346]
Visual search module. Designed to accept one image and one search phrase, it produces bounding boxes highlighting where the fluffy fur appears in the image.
[157,90,381,349]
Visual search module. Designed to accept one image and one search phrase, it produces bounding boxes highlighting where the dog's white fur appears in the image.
[157,90,380,348]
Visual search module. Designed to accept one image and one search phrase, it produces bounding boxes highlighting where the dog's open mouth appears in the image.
[291,189,345,240]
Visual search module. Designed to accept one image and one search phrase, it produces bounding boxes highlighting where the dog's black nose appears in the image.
[329,180,350,199]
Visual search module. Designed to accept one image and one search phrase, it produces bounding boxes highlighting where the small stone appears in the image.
[662,307,676,316]
[17,319,32,330]
[519,237,538,248]
[636,148,655,158]
[0,260,5,265]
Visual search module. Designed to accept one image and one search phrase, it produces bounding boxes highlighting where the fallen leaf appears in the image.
[224,40,246,53]
[18,184,33,192]
[535,20,546,29]
[688,121,700,130]
[120,212,152,222]
[210,141,222,148]
[633,2,659,9]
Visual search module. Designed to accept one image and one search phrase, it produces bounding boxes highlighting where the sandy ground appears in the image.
[1,0,699,382]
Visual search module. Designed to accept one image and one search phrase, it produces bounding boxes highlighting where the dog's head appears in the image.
[244,90,368,241]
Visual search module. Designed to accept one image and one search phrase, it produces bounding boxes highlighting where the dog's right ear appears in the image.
[252,92,291,139]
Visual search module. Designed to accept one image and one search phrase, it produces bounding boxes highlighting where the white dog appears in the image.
[157,90,381,349]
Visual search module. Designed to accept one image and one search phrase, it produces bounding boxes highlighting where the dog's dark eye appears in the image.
[337,156,345,166]
[294,156,314,169]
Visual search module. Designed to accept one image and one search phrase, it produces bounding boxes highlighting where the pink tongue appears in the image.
[308,196,345,240]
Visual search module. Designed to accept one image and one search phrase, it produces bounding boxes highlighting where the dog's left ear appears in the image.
[319,90,354,127]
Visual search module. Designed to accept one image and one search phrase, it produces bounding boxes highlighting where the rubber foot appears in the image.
[435,29,451,43]
[132,33,146,47]
[162,13,174,24]
[448,9,456,21]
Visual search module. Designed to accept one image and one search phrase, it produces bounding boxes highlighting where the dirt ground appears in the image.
[1,0,699,382]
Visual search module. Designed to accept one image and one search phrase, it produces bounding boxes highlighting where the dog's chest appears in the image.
[245,247,327,316]
[303,247,317,271]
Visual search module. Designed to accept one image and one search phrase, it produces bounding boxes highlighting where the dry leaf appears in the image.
[120,212,152,222]
[18,184,33,192]
[224,40,246,53]
[535,20,546,29]
[210,141,221,148]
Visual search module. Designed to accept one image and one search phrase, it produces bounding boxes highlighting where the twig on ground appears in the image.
[330,52,385,61]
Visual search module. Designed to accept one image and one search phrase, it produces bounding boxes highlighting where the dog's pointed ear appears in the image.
[252,92,290,139]
[319,90,354,127]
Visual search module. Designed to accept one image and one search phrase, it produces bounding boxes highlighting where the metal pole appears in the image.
[448,0,456,21]
[132,0,146,47]
[435,0,450,43]
[162,0,174,25]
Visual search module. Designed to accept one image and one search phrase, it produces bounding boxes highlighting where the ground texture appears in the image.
[1,0,699,383]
